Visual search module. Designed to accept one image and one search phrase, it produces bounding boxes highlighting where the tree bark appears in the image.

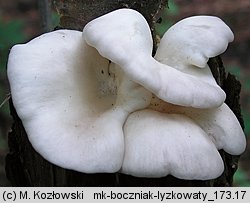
[5,0,244,186]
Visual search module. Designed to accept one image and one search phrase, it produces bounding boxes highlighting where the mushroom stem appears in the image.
[114,66,152,113]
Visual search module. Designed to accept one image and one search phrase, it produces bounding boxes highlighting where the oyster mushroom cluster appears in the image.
[7,9,246,180]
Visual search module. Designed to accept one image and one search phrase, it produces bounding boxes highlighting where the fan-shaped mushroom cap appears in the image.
[7,30,151,173]
[122,109,224,180]
[149,101,246,156]
[84,9,226,108]
[155,15,234,70]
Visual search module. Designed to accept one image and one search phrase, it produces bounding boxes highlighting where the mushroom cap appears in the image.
[154,16,235,107]
[83,8,153,68]
[150,101,246,155]
[184,104,246,155]
[7,29,151,173]
[152,16,245,156]
[122,109,224,180]
[84,9,226,108]
[155,15,234,69]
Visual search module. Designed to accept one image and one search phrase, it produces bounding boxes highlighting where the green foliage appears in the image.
[234,168,250,187]
[0,19,26,85]
[156,20,172,37]
[0,18,26,104]
[167,0,179,16]
[0,18,26,150]
[227,65,243,78]
[51,12,60,28]
[155,0,179,37]
[245,79,250,90]
[242,111,250,135]
[0,20,25,48]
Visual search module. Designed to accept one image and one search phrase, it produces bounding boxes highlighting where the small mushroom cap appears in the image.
[84,9,226,108]
[7,29,151,173]
[122,109,224,180]
[154,15,235,107]
[150,101,246,155]
[155,15,234,69]
[83,8,153,67]
[185,103,246,155]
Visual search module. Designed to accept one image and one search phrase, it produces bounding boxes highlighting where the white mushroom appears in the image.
[121,109,224,180]
[150,96,246,156]
[119,14,245,179]
[7,29,151,173]
[83,9,226,108]
[7,8,245,181]
[122,101,246,179]
[154,15,234,93]
[152,16,246,156]
[155,16,234,70]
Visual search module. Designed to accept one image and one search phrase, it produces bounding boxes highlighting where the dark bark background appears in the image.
[1,0,247,186]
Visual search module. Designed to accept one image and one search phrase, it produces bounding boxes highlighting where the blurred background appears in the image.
[0,0,249,186]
